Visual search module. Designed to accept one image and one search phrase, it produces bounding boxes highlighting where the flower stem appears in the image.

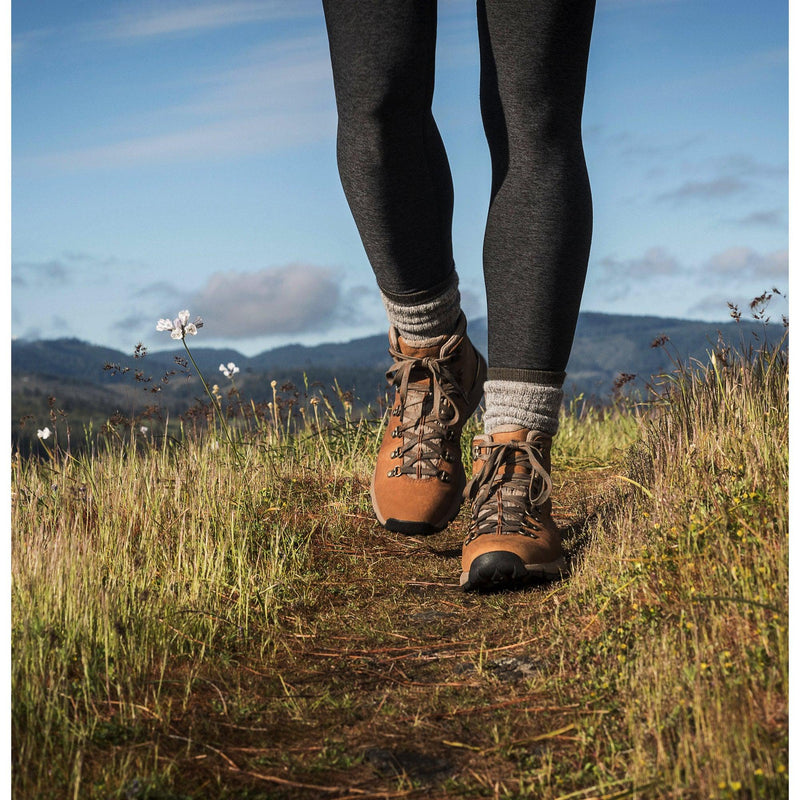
[181,339,242,462]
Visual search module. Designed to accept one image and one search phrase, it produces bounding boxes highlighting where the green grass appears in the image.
[556,339,788,797]
[12,338,787,799]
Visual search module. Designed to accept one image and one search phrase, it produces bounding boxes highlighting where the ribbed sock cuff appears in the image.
[483,377,564,437]
[380,273,462,341]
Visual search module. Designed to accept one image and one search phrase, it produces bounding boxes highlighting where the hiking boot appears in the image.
[460,428,566,591]
[370,313,487,535]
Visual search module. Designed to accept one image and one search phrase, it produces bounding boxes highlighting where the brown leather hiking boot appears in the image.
[460,428,566,591]
[370,313,487,535]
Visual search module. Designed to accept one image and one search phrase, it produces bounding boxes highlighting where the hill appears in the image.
[11,311,783,451]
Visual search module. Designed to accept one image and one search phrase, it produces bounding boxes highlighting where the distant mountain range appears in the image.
[12,311,784,451]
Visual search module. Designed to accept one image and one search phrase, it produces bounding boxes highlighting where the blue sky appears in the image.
[11,0,788,355]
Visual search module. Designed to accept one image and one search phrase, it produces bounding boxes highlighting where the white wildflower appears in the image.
[156,309,204,340]
[37,427,51,440]
[140,426,148,434]
[219,362,239,379]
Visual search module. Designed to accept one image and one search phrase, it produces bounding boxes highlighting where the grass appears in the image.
[11,335,787,799]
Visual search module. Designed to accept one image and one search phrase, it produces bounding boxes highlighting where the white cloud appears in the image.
[733,209,784,227]
[657,176,749,202]
[190,264,342,337]
[11,28,56,60]
[654,152,786,208]
[93,1,317,42]
[600,246,682,277]
[186,36,333,116]
[25,111,334,171]
[13,1,319,54]
[705,247,787,281]
[599,0,686,6]
[687,287,788,321]
[715,154,787,180]
[13,259,72,286]
[20,29,336,170]
[133,281,183,299]
[12,251,145,286]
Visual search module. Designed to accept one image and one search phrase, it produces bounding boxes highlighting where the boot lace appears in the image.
[463,438,552,544]
[385,340,468,479]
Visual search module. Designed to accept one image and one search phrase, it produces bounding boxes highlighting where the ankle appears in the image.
[483,371,565,437]
[380,273,462,342]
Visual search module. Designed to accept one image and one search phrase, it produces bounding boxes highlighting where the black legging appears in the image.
[323,0,595,373]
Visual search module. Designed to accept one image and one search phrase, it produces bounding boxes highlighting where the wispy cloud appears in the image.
[589,247,684,303]
[20,29,336,170]
[13,0,319,54]
[11,27,57,60]
[112,312,152,333]
[133,281,183,299]
[715,153,787,180]
[189,264,342,337]
[52,315,73,333]
[598,245,787,285]
[13,251,146,288]
[26,112,334,171]
[13,258,73,287]
[687,287,788,321]
[656,152,786,204]
[93,1,317,42]
[657,176,749,203]
[705,247,787,281]
[589,243,787,313]
[18,314,74,341]
[599,0,686,7]
[599,246,683,277]
[585,127,706,160]
[732,209,784,227]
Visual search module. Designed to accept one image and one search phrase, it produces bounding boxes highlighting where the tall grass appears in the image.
[562,336,788,796]
[11,333,788,798]
[12,394,381,798]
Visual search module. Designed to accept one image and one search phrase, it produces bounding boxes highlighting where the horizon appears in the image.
[11,304,785,360]
[12,0,788,354]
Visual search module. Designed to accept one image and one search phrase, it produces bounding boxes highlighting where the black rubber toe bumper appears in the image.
[460,551,566,592]
[384,518,444,536]
[460,551,530,591]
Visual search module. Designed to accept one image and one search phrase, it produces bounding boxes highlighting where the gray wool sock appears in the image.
[380,274,462,342]
[483,371,565,437]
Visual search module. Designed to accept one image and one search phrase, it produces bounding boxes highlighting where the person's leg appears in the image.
[322,1,486,534]
[462,0,596,590]
[322,0,462,339]
[479,0,595,432]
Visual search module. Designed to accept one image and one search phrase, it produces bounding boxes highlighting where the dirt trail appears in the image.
[161,467,616,799]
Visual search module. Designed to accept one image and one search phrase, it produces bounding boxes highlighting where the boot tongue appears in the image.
[396,335,446,403]
[487,429,536,479]
[488,428,531,444]
[396,335,444,359]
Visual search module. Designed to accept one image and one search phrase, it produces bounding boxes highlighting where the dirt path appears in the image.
[155,466,618,799]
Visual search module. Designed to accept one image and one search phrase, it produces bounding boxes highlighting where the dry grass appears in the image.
[11,336,787,799]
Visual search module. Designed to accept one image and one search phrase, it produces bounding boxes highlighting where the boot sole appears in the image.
[371,348,488,536]
[459,551,566,592]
